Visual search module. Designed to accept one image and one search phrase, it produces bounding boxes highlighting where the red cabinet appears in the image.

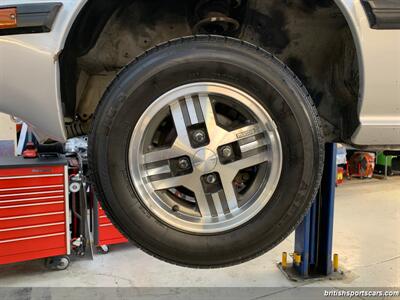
[0,158,69,265]
[96,203,128,247]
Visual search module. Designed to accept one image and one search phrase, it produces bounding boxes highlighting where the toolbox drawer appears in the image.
[0,201,65,218]
[0,222,65,240]
[0,189,65,201]
[0,233,66,257]
[0,176,64,189]
[0,211,65,229]
[0,194,64,206]
[0,166,65,177]
[98,215,111,225]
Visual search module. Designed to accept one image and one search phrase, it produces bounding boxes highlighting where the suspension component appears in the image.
[193,0,241,34]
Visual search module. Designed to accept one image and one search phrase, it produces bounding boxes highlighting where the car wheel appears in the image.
[89,36,324,268]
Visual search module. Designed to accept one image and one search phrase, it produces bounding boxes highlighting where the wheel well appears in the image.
[60,0,360,142]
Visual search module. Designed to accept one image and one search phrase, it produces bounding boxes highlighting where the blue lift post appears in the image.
[293,143,337,278]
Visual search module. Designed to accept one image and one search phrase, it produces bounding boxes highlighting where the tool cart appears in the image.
[0,157,71,270]
[0,134,129,270]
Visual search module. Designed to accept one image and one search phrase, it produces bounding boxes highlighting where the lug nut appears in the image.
[193,130,206,143]
[221,146,233,158]
[178,157,190,170]
[206,174,217,184]
[241,173,250,181]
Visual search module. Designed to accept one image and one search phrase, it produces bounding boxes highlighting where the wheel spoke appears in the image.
[198,94,218,134]
[221,124,265,146]
[143,147,182,164]
[170,101,192,148]
[185,96,203,124]
[211,192,225,216]
[220,177,238,212]
[149,172,195,191]
[145,164,171,177]
[193,186,212,217]
[239,137,269,153]
[231,150,270,170]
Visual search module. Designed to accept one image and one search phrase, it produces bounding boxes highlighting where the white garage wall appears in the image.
[0,113,16,157]
[0,113,15,140]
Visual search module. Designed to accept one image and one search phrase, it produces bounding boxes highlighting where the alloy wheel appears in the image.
[129,82,283,234]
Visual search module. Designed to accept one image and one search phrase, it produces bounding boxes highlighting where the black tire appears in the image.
[89,35,324,268]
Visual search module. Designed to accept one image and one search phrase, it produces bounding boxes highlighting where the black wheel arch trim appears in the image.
[0,2,62,36]
[362,0,400,30]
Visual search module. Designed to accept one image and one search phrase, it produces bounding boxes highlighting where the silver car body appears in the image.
[0,0,399,145]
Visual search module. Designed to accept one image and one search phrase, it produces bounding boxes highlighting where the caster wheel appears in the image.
[98,245,109,254]
[45,256,70,271]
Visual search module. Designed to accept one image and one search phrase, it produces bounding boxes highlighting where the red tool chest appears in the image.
[95,200,128,248]
[0,157,69,265]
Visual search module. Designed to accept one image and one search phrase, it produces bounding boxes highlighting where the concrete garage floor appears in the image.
[0,177,399,294]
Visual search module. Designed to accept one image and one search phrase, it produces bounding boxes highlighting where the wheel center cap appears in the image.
[193,148,218,173]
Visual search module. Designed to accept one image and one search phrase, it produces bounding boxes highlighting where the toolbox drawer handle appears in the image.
[0,201,64,209]
[0,222,65,232]
[0,195,64,204]
[0,174,64,180]
[0,190,64,198]
[0,185,64,192]
[0,232,64,244]
[0,211,64,221]
[99,223,114,227]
